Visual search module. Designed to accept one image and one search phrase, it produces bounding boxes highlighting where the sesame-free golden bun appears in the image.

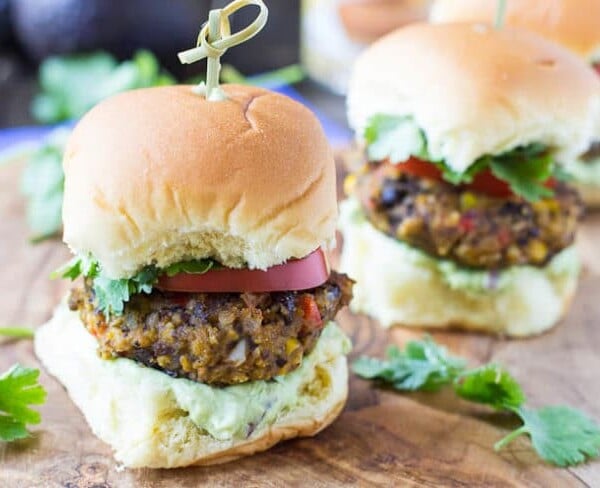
[338,0,431,44]
[430,0,600,62]
[62,85,337,279]
[347,23,600,174]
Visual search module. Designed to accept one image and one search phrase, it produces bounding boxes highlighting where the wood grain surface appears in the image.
[1,156,599,487]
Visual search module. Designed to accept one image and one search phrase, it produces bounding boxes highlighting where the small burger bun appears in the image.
[62,85,337,279]
[430,0,600,62]
[35,301,350,469]
[338,0,431,44]
[347,23,600,174]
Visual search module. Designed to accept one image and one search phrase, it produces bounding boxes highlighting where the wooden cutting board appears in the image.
[1,156,599,487]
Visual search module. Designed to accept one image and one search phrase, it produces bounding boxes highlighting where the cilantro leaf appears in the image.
[489,145,554,201]
[51,256,82,280]
[454,364,525,410]
[0,416,29,442]
[354,335,600,468]
[353,337,466,392]
[50,255,98,281]
[164,259,217,277]
[20,129,69,242]
[93,277,132,317]
[495,406,600,467]
[52,255,221,317]
[0,365,47,442]
[364,115,428,164]
[92,266,160,317]
[32,50,175,123]
[362,115,556,202]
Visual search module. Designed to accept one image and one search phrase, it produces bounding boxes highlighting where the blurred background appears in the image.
[0,0,432,128]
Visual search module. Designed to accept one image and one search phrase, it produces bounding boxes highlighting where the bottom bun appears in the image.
[35,302,351,469]
[339,199,580,337]
[565,157,600,208]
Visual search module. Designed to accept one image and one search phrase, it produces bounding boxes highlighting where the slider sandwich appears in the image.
[340,23,600,336]
[35,84,353,468]
[431,0,600,206]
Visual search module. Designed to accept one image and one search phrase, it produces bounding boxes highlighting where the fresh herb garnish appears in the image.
[20,129,69,242]
[353,337,465,392]
[353,337,600,467]
[54,256,218,316]
[32,50,175,124]
[364,115,558,202]
[499,406,600,467]
[164,259,218,277]
[0,365,47,442]
[454,364,525,410]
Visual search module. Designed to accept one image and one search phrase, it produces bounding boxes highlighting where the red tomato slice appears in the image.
[594,62,600,76]
[394,157,554,199]
[395,157,514,197]
[156,249,330,293]
[466,170,513,198]
[395,157,444,181]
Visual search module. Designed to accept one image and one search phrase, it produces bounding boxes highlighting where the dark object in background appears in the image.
[220,0,300,74]
[10,0,210,74]
[0,0,11,45]
[10,0,299,75]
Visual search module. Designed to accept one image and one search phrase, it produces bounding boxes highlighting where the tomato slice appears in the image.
[394,157,554,199]
[156,249,330,293]
[395,157,444,181]
[466,170,513,198]
[593,62,600,76]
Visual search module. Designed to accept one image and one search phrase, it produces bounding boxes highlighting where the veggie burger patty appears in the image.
[354,162,583,269]
[68,272,354,386]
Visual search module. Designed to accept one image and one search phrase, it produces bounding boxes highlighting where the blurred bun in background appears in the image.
[339,0,431,43]
[301,0,431,94]
[430,0,600,62]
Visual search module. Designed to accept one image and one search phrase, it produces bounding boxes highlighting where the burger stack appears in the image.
[339,22,600,336]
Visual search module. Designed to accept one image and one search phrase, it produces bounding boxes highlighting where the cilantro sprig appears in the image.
[353,337,465,392]
[353,337,600,467]
[54,256,218,317]
[32,50,175,124]
[20,129,69,243]
[0,365,47,442]
[364,115,561,202]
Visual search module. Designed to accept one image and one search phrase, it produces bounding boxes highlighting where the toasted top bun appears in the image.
[347,23,600,173]
[338,0,431,44]
[62,85,337,279]
[430,0,600,63]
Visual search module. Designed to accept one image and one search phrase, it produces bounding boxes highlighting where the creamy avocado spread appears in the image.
[565,156,600,186]
[105,322,350,441]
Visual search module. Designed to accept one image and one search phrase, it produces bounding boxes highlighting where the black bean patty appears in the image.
[352,162,583,269]
[68,272,353,386]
